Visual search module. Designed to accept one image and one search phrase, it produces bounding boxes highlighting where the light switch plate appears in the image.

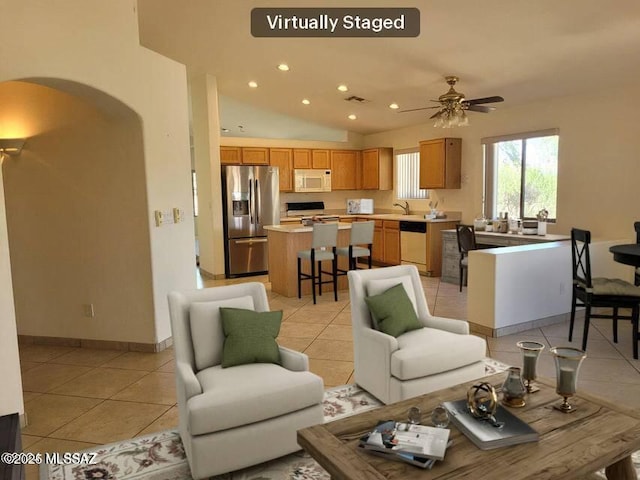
[154,210,164,227]
[173,208,182,223]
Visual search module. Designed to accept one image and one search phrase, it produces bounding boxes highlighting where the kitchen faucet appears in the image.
[393,200,410,215]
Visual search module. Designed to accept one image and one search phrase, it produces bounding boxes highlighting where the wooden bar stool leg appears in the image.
[612,307,618,343]
[317,261,323,297]
[633,305,639,360]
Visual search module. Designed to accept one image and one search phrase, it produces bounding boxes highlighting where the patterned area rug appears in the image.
[42,358,639,479]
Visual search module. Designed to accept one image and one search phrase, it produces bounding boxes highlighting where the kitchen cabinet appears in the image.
[220,146,241,165]
[419,138,461,189]
[293,149,331,169]
[330,150,361,190]
[361,148,393,190]
[293,149,312,169]
[241,147,269,165]
[312,149,330,169]
[220,146,270,165]
[269,148,293,191]
[372,220,384,263]
[383,220,401,265]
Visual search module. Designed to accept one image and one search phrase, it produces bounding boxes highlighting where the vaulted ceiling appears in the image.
[137,0,640,136]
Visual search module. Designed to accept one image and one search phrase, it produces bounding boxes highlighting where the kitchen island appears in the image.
[264,223,354,297]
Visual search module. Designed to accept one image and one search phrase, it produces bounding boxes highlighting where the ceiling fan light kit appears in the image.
[401,75,504,128]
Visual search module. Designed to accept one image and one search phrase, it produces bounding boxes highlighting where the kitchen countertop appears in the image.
[264,222,354,233]
[441,229,570,242]
[279,213,459,224]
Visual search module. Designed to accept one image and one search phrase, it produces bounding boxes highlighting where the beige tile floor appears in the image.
[18,271,640,479]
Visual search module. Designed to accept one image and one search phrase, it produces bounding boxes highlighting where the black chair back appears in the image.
[635,222,640,244]
[456,224,477,254]
[571,228,593,289]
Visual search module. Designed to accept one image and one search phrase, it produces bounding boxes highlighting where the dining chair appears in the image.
[456,224,477,292]
[634,221,640,286]
[569,228,640,359]
[297,222,339,304]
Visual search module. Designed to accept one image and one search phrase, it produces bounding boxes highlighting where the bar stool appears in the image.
[336,221,374,271]
[297,222,339,304]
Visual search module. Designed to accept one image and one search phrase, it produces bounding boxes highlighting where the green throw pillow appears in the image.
[364,283,422,338]
[219,308,282,368]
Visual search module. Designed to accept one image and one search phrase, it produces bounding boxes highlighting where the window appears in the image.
[483,129,559,220]
[192,170,199,217]
[396,150,428,199]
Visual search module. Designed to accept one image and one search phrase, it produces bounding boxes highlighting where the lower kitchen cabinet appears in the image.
[370,220,400,266]
[383,221,400,265]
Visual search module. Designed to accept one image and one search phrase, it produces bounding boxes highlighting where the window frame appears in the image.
[395,148,429,200]
[482,128,559,222]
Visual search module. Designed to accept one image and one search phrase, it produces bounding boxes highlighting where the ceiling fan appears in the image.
[400,76,504,127]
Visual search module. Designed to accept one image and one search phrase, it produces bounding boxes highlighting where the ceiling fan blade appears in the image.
[429,111,442,119]
[398,106,440,113]
[464,96,504,105]
[466,105,495,113]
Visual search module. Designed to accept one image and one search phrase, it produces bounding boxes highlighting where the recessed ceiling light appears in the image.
[248,81,258,88]
[338,85,349,92]
[389,103,399,110]
[277,64,290,71]
[302,99,311,105]
[221,128,230,133]
[348,114,357,120]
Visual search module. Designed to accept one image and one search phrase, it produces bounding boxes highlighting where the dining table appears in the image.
[609,243,640,286]
[609,243,640,267]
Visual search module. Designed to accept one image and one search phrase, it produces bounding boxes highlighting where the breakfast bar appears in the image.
[264,223,354,297]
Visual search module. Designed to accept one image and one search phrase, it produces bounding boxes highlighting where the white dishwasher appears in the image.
[400,221,427,274]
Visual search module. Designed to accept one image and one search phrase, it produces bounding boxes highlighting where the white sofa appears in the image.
[168,282,324,479]
[348,265,486,404]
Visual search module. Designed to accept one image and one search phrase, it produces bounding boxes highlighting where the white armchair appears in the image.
[348,265,486,404]
[168,282,324,479]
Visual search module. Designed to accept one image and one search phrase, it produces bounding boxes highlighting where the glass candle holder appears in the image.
[501,366,527,408]
[550,347,586,413]
[517,341,545,393]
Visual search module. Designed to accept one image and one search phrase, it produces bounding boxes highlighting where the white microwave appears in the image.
[294,169,332,193]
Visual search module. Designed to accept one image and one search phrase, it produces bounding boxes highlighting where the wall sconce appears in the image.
[0,138,26,157]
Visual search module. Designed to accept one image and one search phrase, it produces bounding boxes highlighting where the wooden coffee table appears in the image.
[298,374,640,480]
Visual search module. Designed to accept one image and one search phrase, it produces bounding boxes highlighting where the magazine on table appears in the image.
[442,399,539,450]
[358,420,451,467]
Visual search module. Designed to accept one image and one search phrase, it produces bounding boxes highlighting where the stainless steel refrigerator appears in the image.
[221,165,280,277]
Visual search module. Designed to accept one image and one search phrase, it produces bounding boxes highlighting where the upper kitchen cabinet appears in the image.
[241,147,270,165]
[293,149,312,168]
[361,147,393,190]
[269,148,293,191]
[220,146,270,165]
[292,149,331,169]
[220,146,241,165]
[419,138,461,189]
[311,149,330,169]
[330,150,360,190]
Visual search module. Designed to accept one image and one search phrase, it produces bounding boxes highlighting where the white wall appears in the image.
[1,81,155,343]
[191,74,225,277]
[0,0,196,414]
[364,84,640,240]
[0,161,23,417]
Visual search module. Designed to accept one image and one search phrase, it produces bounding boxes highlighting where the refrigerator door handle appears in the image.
[248,180,254,223]
[234,238,268,244]
[255,179,261,225]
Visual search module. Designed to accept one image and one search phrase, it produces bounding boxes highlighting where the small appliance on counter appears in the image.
[346,198,374,214]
